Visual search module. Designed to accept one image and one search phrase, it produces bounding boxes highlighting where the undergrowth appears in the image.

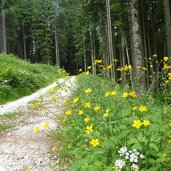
[0,54,66,105]
[54,74,171,171]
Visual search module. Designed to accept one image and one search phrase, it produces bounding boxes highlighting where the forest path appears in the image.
[0,76,76,171]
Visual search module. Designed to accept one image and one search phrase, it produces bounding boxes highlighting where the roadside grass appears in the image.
[0,112,19,133]
[54,74,171,171]
[0,54,67,105]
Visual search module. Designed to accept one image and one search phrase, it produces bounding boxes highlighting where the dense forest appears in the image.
[0,0,171,93]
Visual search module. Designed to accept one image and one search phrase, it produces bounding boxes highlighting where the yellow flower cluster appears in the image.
[105,90,117,97]
[94,59,102,64]
[73,97,79,103]
[85,88,93,94]
[139,105,148,112]
[117,65,132,72]
[31,102,41,110]
[122,91,137,98]
[94,106,101,111]
[50,96,57,102]
[132,119,150,129]
[85,102,91,108]
[66,110,72,116]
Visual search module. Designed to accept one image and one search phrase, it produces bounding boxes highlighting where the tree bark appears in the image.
[163,0,171,56]
[1,0,7,53]
[23,23,26,59]
[106,0,115,81]
[55,28,60,66]
[130,0,145,94]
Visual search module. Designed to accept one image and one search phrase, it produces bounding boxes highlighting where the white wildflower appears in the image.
[115,159,126,169]
[118,147,127,156]
[131,163,139,170]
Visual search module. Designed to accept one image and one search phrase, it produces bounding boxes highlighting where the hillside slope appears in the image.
[0,54,64,104]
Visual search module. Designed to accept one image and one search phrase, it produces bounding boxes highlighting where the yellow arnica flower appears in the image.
[107,64,112,70]
[78,110,84,115]
[73,97,79,103]
[90,138,100,147]
[132,120,143,129]
[111,90,117,96]
[94,59,102,64]
[164,56,169,62]
[34,126,39,133]
[84,117,91,123]
[132,106,137,111]
[105,91,111,97]
[143,120,150,127]
[66,110,72,115]
[52,146,57,152]
[122,92,129,97]
[129,91,137,98]
[94,106,100,111]
[85,102,91,108]
[85,124,93,134]
[139,105,148,112]
[87,66,92,70]
[43,122,49,128]
[63,99,67,104]
[85,71,90,75]
[25,167,30,171]
[153,54,157,58]
[103,113,109,117]
[51,96,57,102]
[85,88,93,94]
[163,64,171,70]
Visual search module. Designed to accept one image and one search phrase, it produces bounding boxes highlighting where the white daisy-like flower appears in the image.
[118,147,127,156]
[140,154,144,159]
[130,153,138,163]
[131,163,139,170]
[115,159,126,169]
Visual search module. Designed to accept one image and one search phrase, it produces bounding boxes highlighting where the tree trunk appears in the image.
[163,0,171,56]
[23,23,26,59]
[106,0,115,81]
[83,41,87,72]
[1,0,7,53]
[55,28,60,66]
[130,0,145,94]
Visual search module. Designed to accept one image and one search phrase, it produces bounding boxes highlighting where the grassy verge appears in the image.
[0,54,66,105]
[0,112,19,133]
[54,74,171,171]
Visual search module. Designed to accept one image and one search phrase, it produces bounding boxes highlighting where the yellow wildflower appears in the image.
[66,110,72,116]
[105,91,111,97]
[164,56,169,62]
[129,91,137,98]
[84,117,91,123]
[94,59,102,64]
[132,120,143,129]
[87,66,92,70]
[42,109,47,114]
[34,126,39,133]
[142,67,147,70]
[73,97,79,103]
[85,124,93,134]
[51,96,57,102]
[43,122,49,128]
[78,110,84,115]
[153,54,157,58]
[132,106,138,111]
[79,68,82,72]
[85,102,91,108]
[139,105,148,112]
[94,106,100,111]
[168,73,171,80]
[25,167,30,171]
[52,146,57,152]
[111,90,117,96]
[122,92,129,97]
[90,138,100,147]
[103,113,109,117]
[143,120,150,127]
[63,99,67,104]
[107,64,112,70]
[85,88,93,94]
[85,71,90,75]
[163,64,171,70]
